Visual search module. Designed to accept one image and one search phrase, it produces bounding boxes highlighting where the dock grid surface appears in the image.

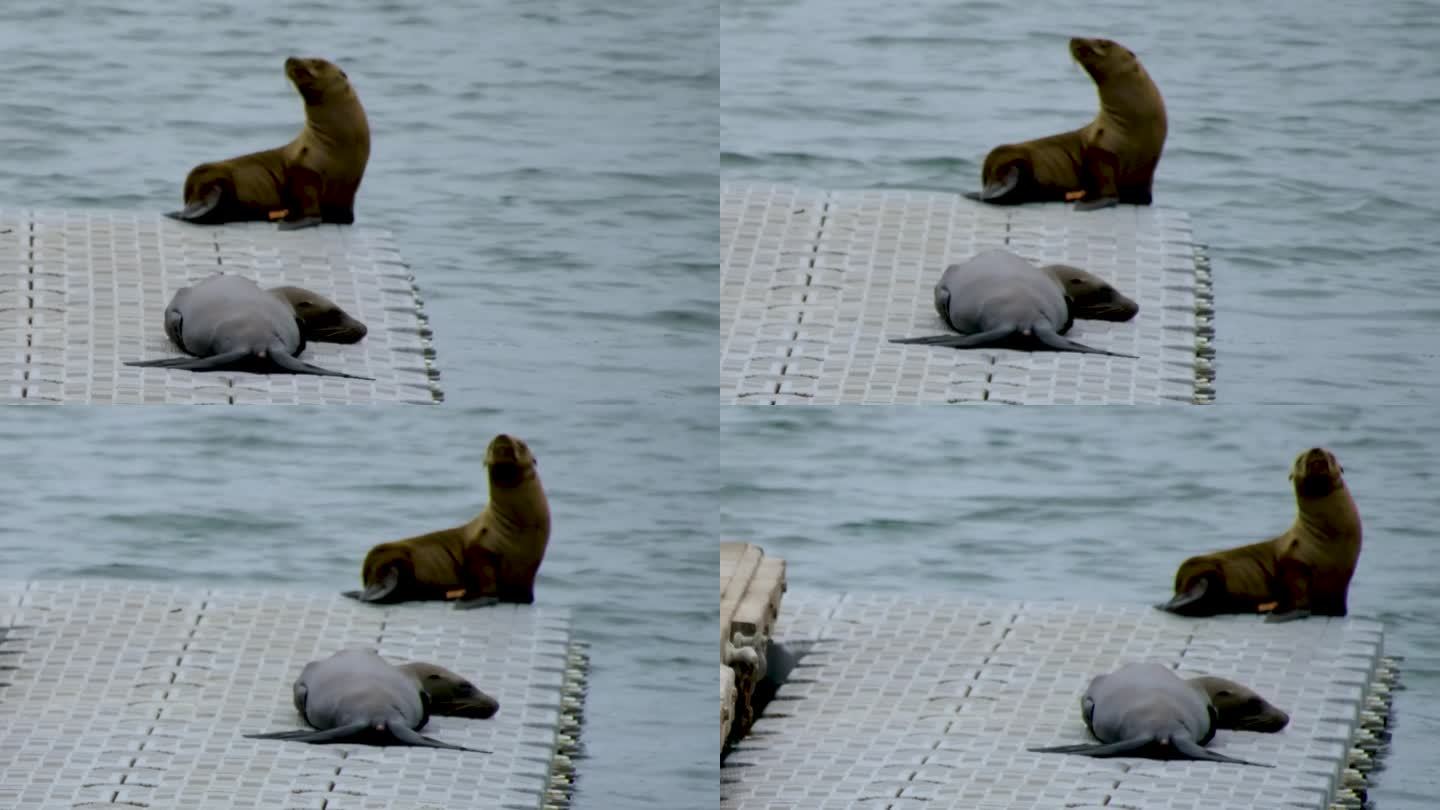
[722,591,1394,810]
[0,579,588,810]
[721,183,1216,404]
[0,210,442,404]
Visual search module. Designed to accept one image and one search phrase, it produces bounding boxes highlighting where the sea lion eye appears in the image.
[427,674,442,681]
[1216,690,1232,698]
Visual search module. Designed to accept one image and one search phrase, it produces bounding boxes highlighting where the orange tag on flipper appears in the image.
[1064,190,1086,202]
[267,209,289,221]
[445,588,466,600]
[1257,601,1278,613]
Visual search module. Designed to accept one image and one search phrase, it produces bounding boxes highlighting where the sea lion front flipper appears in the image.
[268,347,375,381]
[1073,196,1119,212]
[166,185,225,222]
[454,595,501,611]
[245,721,370,744]
[125,348,254,371]
[1264,608,1312,624]
[1172,736,1274,768]
[388,723,490,753]
[889,327,1017,349]
[277,216,324,232]
[280,166,325,231]
[1027,736,1150,757]
[1032,326,1138,358]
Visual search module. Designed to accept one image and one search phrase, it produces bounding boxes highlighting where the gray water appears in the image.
[722,0,1440,403]
[720,406,1439,809]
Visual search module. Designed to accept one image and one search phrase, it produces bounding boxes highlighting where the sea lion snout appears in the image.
[485,434,532,466]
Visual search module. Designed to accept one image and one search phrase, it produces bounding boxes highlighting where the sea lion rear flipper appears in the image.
[1032,326,1137,358]
[166,186,225,222]
[268,348,375,381]
[246,721,370,744]
[1172,736,1274,768]
[1157,578,1212,615]
[125,349,253,371]
[1027,736,1150,757]
[350,568,402,603]
[388,723,490,753]
[967,165,1022,204]
[889,327,1017,349]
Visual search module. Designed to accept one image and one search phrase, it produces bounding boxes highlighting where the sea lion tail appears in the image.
[245,721,370,744]
[1173,736,1274,767]
[889,327,1017,349]
[1032,326,1138,358]
[268,345,375,380]
[388,722,490,753]
[1027,737,1152,757]
[125,349,254,371]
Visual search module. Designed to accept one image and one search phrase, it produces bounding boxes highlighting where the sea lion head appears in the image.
[285,56,352,104]
[1042,264,1139,322]
[1290,447,1344,499]
[1069,37,1137,82]
[485,434,537,488]
[1191,676,1289,732]
[399,662,500,719]
[270,286,368,344]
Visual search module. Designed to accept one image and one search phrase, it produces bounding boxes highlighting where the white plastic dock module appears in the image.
[0,210,441,404]
[0,580,587,810]
[721,184,1216,404]
[721,592,1390,810]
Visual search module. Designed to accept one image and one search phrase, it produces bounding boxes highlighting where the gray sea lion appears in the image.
[398,661,500,719]
[244,648,487,752]
[1028,662,1272,766]
[269,285,368,344]
[126,274,372,379]
[889,249,1136,357]
[965,37,1167,211]
[167,56,369,231]
[1041,264,1138,321]
[1189,676,1289,732]
[1158,447,1361,623]
[343,433,551,609]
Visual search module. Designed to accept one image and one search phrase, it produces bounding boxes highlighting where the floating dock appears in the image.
[721,542,788,750]
[721,591,1394,810]
[720,183,1215,404]
[0,211,441,404]
[0,579,587,810]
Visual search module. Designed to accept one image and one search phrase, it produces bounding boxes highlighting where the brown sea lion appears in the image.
[1188,676,1289,732]
[342,434,552,610]
[398,662,500,719]
[1158,447,1362,623]
[166,56,370,231]
[269,286,368,344]
[965,37,1167,212]
[1040,264,1138,321]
